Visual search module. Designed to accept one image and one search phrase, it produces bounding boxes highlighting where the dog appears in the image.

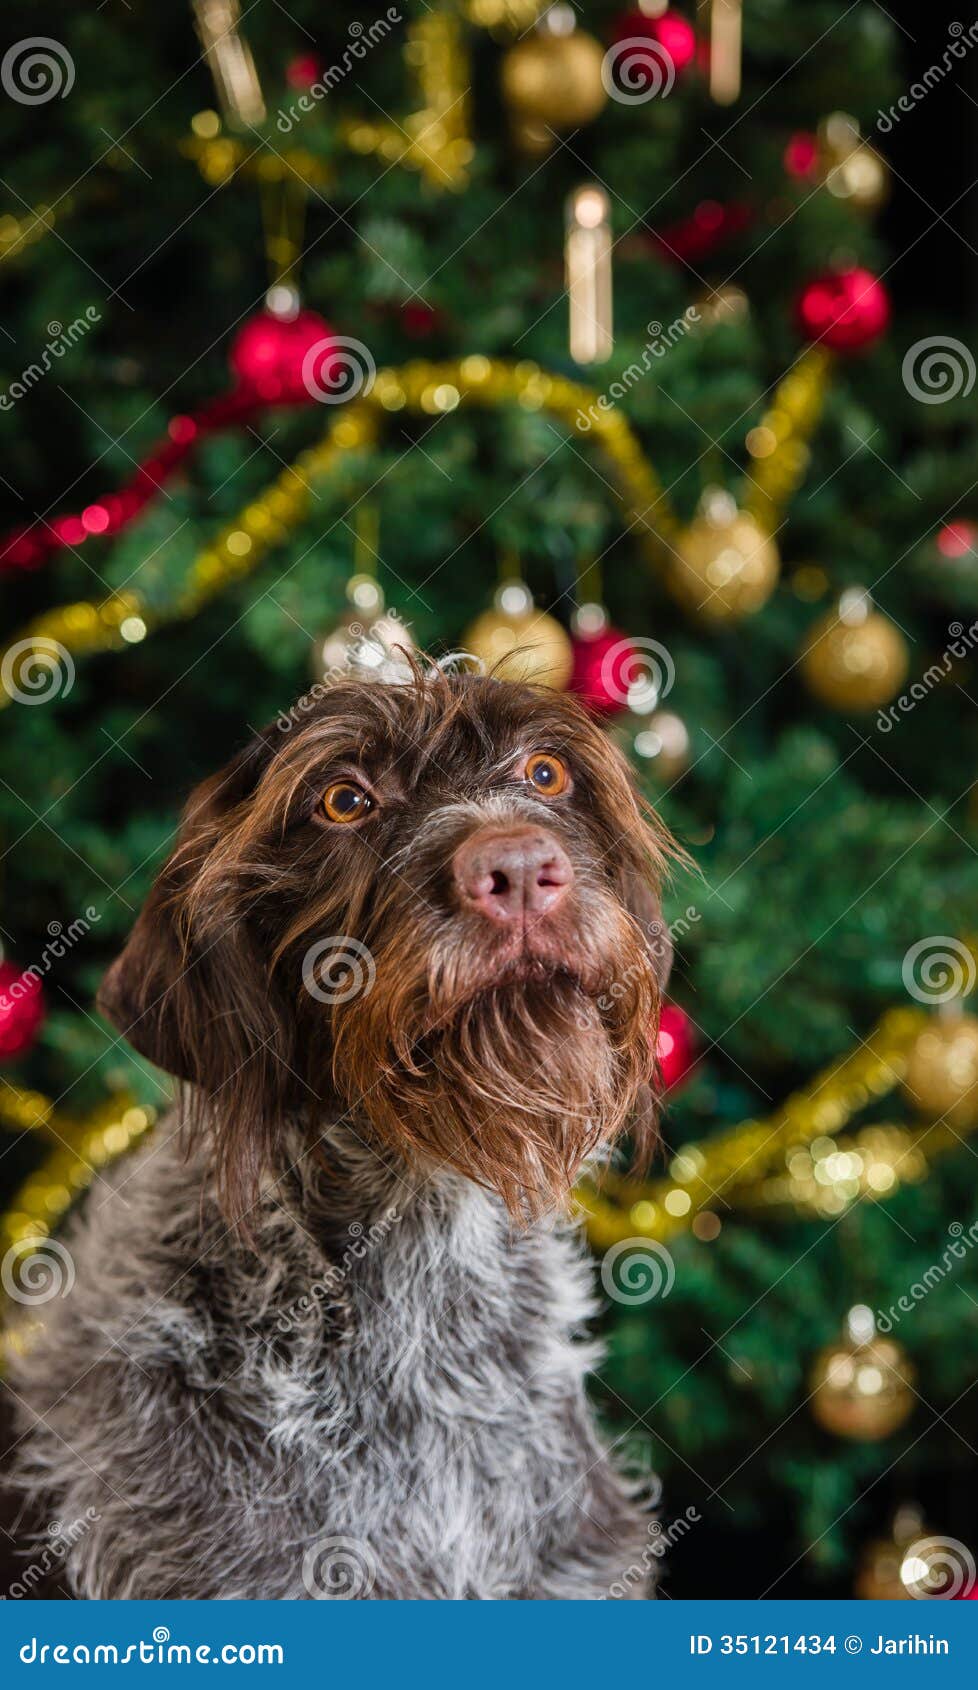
[6,665,674,1599]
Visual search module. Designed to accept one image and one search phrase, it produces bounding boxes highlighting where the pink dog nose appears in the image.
[453,827,573,926]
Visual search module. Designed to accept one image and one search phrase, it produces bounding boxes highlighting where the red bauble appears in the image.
[613,8,697,76]
[784,131,819,179]
[569,626,635,716]
[937,520,978,560]
[796,266,890,353]
[229,308,335,403]
[0,963,45,1061]
[655,1003,695,1093]
[286,53,323,89]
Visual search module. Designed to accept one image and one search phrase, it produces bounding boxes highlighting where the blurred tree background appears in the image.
[1,0,977,1597]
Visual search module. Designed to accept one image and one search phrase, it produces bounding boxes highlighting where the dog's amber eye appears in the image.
[525,752,569,796]
[321,781,372,824]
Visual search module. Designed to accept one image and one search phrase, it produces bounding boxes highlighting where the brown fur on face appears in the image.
[98,666,676,1226]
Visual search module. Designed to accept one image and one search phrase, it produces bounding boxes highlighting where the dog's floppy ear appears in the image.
[97,732,276,1077]
[97,727,298,1221]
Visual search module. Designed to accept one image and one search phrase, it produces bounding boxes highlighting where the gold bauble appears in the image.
[670,492,780,621]
[901,1013,978,1128]
[810,1306,915,1441]
[819,112,889,214]
[855,1506,927,1600]
[800,588,908,711]
[312,575,415,684]
[631,710,691,781]
[462,582,573,687]
[501,29,607,133]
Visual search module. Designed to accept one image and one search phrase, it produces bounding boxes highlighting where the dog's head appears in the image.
[99,667,675,1223]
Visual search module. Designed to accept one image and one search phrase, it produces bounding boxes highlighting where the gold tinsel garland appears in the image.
[576,1006,928,1248]
[0,1089,157,1262]
[0,353,829,708]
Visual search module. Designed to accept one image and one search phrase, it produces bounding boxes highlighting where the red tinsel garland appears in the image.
[1,308,335,575]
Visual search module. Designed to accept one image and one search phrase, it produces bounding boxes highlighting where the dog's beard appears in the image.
[333,929,658,1220]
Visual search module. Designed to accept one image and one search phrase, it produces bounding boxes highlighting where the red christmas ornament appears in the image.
[649,199,754,266]
[0,963,45,1061]
[400,302,441,340]
[937,520,978,560]
[612,9,697,77]
[784,131,819,179]
[228,307,335,404]
[569,624,635,716]
[285,53,323,89]
[655,1002,695,1093]
[796,266,890,353]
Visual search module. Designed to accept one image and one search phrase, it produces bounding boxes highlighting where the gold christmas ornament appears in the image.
[670,490,780,621]
[311,575,415,686]
[901,1012,978,1128]
[694,284,750,330]
[461,581,573,687]
[855,1506,927,1601]
[800,588,908,712]
[818,112,889,215]
[810,1305,915,1441]
[632,710,691,780]
[501,9,607,142]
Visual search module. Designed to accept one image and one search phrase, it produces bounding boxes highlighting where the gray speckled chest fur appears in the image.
[8,1115,650,1599]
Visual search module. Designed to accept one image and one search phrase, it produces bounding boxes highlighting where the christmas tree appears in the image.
[1,0,977,1597]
